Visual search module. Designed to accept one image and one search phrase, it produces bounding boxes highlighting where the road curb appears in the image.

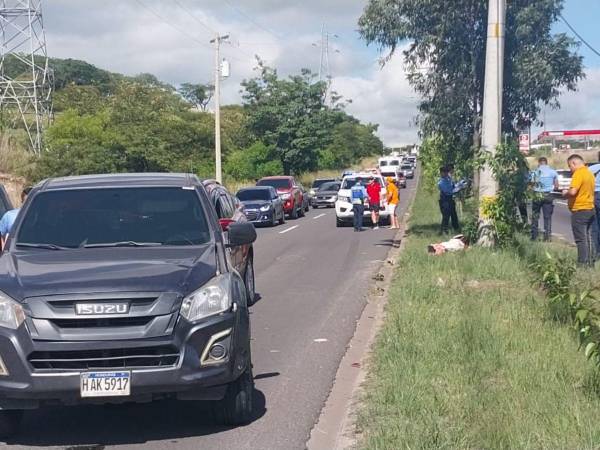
[306,187,416,450]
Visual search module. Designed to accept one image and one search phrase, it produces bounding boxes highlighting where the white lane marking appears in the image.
[313,213,326,219]
[279,225,299,234]
[313,338,328,343]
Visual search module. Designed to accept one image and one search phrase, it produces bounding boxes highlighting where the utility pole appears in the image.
[210,33,229,184]
[478,0,506,244]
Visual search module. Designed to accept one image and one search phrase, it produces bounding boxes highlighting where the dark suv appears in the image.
[0,173,257,436]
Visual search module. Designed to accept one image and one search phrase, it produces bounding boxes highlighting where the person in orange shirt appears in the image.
[563,154,596,266]
[386,177,399,229]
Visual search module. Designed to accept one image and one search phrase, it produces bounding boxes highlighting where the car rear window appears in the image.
[257,179,291,189]
[312,179,335,189]
[237,189,271,201]
[319,182,341,191]
[17,187,211,248]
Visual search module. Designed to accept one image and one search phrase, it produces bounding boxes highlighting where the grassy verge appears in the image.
[358,187,600,449]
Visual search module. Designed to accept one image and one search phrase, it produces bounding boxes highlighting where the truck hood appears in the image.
[0,245,217,301]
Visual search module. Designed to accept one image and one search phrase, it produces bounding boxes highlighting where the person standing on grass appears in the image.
[438,166,460,234]
[588,162,600,254]
[350,178,367,232]
[366,177,382,230]
[563,154,596,266]
[386,177,399,229]
[530,157,559,242]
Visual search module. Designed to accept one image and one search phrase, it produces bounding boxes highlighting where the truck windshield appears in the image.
[16,188,211,249]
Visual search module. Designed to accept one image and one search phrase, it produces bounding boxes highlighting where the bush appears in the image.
[224,142,283,181]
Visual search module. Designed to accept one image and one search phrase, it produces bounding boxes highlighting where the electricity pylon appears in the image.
[0,0,53,154]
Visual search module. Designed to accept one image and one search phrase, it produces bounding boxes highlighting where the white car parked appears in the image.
[555,169,572,193]
[335,173,390,227]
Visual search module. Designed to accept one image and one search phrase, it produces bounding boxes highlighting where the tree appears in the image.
[179,82,214,111]
[241,62,334,175]
[359,0,584,176]
[33,81,215,180]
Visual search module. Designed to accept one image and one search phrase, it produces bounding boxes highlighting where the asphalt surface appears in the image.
[2,178,418,450]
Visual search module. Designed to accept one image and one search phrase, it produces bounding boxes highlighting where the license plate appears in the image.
[80,371,131,398]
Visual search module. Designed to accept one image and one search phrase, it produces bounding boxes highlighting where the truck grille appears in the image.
[49,316,154,329]
[28,345,180,370]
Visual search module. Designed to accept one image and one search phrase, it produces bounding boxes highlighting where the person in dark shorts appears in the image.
[366,177,382,229]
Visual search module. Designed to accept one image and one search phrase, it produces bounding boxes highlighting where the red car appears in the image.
[256,176,304,219]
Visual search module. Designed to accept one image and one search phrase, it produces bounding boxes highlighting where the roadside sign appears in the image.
[519,133,530,154]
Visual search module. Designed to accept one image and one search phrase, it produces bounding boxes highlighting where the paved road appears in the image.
[2,178,418,450]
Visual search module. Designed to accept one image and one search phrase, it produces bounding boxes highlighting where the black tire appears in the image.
[336,217,344,227]
[213,366,254,426]
[278,209,285,225]
[305,203,310,212]
[313,205,319,209]
[244,257,256,306]
[290,204,298,220]
[269,213,277,227]
[299,205,305,218]
[0,410,23,439]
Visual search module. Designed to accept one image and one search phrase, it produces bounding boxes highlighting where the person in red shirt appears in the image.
[366,177,382,230]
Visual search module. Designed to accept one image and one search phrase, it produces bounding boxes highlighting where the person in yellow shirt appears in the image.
[386,177,399,229]
[562,154,596,266]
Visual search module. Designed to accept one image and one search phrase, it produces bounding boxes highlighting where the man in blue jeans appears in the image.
[588,162,600,253]
[530,157,559,241]
[350,178,368,232]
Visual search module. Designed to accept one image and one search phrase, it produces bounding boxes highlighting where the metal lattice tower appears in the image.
[0,0,52,154]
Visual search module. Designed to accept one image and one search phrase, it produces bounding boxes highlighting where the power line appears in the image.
[133,0,211,49]
[559,14,600,58]
[222,0,282,40]
[134,0,251,63]
[171,0,216,35]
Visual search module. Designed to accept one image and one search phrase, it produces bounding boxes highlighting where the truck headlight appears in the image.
[0,292,25,330]
[260,205,271,212]
[180,275,231,322]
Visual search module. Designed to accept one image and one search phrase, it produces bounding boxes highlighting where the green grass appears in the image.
[358,187,600,450]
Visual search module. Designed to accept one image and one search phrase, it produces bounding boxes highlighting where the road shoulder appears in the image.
[306,191,415,450]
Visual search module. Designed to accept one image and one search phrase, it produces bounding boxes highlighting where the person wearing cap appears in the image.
[366,177,382,230]
[438,166,460,234]
[386,177,399,229]
[350,177,368,232]
[530,157,559,241]
[0,187,31,249]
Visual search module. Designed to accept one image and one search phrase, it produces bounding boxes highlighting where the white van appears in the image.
[378,156,401,171]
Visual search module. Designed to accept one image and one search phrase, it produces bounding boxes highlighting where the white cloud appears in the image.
[540,68,600,133]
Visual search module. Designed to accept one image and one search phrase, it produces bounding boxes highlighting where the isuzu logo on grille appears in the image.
[75,303,129,315]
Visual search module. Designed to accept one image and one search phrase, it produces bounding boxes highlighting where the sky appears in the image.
[41,0,600,147]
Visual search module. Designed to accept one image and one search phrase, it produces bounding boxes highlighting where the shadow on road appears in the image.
[5,388,267,447]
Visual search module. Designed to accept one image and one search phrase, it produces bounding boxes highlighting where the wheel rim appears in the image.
[245,260,255,302]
